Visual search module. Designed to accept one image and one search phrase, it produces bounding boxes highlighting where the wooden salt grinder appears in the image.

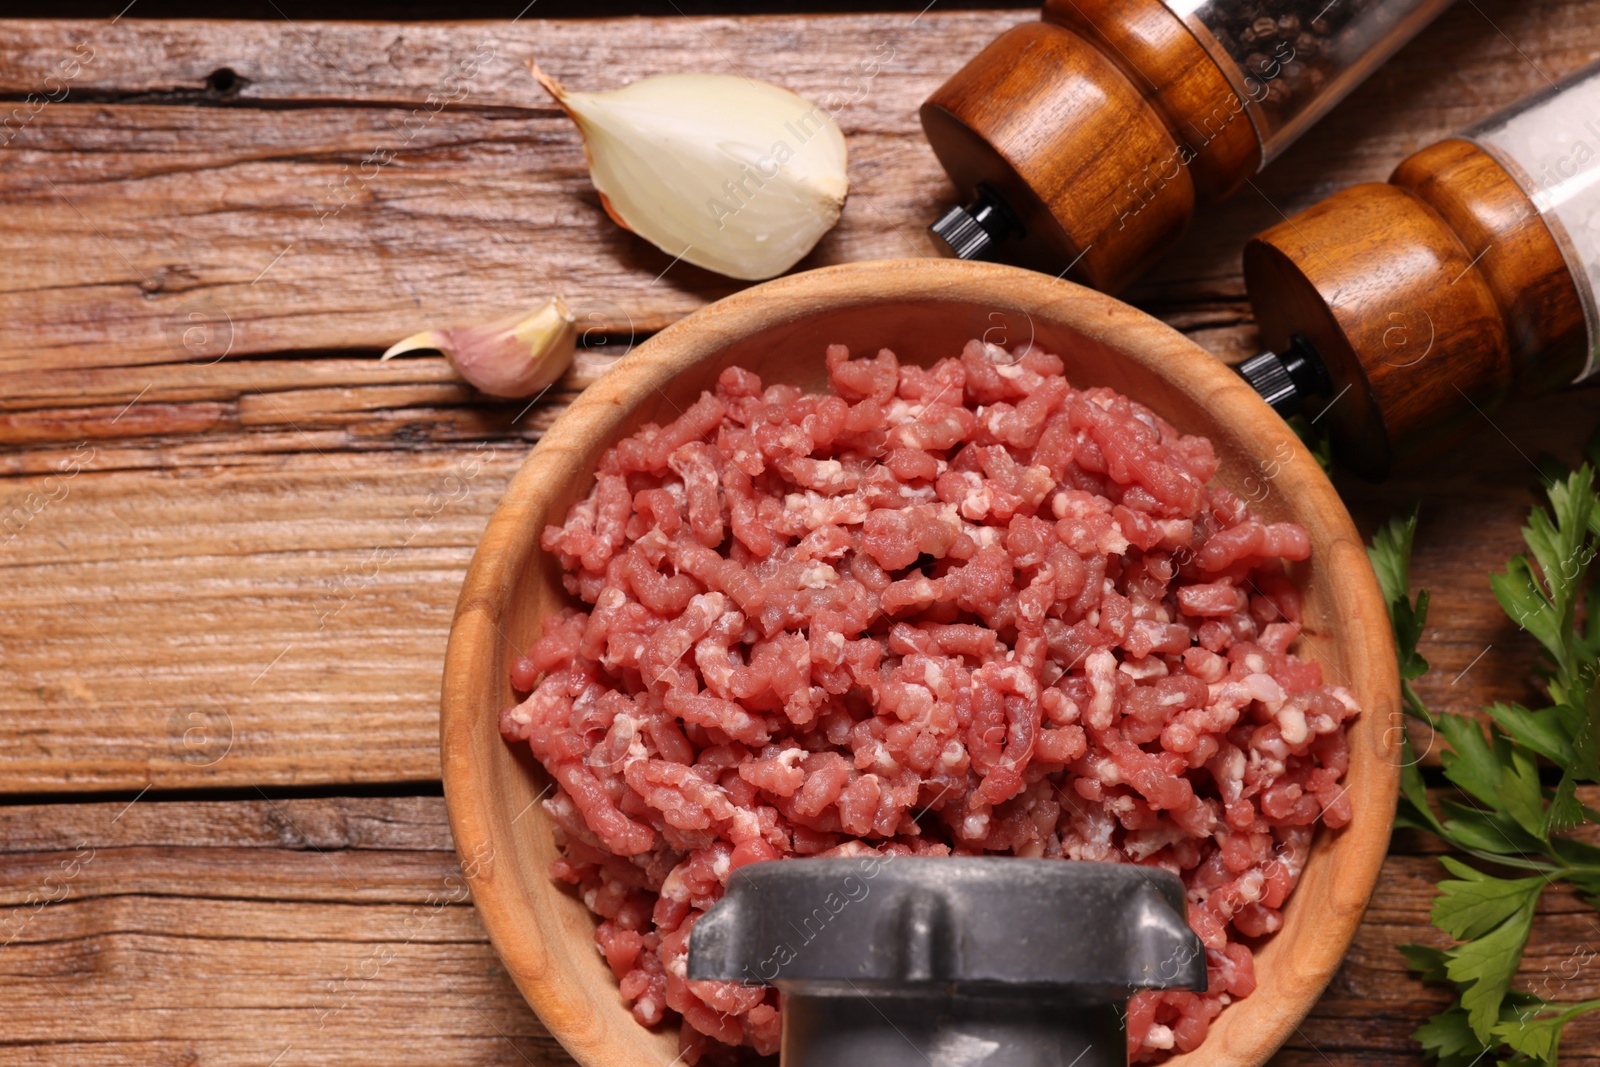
[1239,139,1590,479]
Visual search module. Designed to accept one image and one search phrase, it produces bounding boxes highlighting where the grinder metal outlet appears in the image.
[688,857,1206,1067]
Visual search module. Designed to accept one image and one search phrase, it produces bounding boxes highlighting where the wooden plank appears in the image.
[1,449,515,791]
[0,794,1595,1067]
[0,21,548,107]
[6,5,1600,1064]
[6,367,1590,791]
[0,795,453,852]
[2,2,1598,374]
[1340,386,1599,724]
[0,798,559,1067]
[0,12,1024,371]
[2,4,1598,793]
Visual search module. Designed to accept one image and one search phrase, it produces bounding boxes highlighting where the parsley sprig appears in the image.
[1371,452,1600,1067]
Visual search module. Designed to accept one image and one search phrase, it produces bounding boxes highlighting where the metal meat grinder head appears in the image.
[688,857,1206,1067]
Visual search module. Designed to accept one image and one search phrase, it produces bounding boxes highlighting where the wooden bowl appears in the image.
[440,258,1401,1067]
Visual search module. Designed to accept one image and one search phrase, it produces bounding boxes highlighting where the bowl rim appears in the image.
[441,257,1402,1067]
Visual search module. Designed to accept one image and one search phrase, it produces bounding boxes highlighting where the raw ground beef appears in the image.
[502,338,1360,1064]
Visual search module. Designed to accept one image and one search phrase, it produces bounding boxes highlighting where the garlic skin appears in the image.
[535,66,849,282]
[381,297,577,399]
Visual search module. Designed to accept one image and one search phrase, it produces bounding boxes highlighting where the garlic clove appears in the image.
[381,296,578,399]
[534,64,849,282]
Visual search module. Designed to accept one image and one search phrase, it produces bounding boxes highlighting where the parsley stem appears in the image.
[1442,846,1559,873]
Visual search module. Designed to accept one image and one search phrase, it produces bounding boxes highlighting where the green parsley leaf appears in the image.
[1570,684,1600,784]
[1375,460,1600,1065]
[1483,702,1575,767]
[1394,590,1431,683]
[1435,714,1506,811]
[1548,773,1583,836]
[1443,887,1538,1040]
[1397,749,1446,837]
[1413,1004,1491,1067]
[1495,467,1598,686]
[1437,798,1546,857]
[1287,414,1333,474]
[1492,556,1562,666]
[1493,1001,1583,1067]
[1399,942,1451,983]
[1429,857,1544,941]
[1496,741,1548,842]
[1565,870,1600,912]
[1369,506,1419,608]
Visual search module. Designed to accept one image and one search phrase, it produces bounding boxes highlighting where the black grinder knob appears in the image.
[688,857,1206,1067]
[929,185,1024,262]
[1236,335,1335,419]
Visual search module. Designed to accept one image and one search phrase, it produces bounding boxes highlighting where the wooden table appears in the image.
[4,3,1600,1063]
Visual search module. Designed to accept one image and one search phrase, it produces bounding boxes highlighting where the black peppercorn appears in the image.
[1187,0,1397,137]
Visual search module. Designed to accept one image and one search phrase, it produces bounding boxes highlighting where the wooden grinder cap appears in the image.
[921,0,1261,293]
[1243,138,1590,479]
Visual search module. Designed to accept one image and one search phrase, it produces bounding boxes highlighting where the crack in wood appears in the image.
[0,86,561,115]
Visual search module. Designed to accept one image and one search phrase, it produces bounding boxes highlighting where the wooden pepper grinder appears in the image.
[1238,58,1600,479]
[921,0,1455,293]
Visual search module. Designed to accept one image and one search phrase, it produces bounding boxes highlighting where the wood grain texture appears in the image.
[0,0,1595,375]
[0,13,1029,372]
[1044,0,1261,202]
[5,5,1600,1065]
[1246,179,1511,479]
[4,2,1599,794]
[919,0,1264,288]
[0,796,561,1067]
[2,793,1597,1066]
[1246,137,1589,478]
[922,17,1202,291]
[1392,138,1590,400]
[1,384,1573,793]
